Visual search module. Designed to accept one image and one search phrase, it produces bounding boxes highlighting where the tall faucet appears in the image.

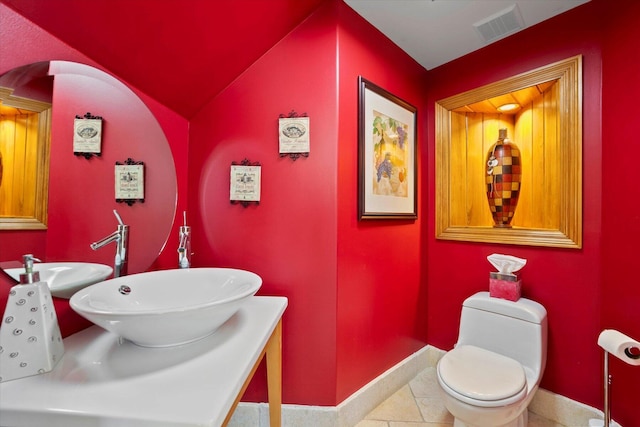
[91,210,129,278]
[178,211,192,269]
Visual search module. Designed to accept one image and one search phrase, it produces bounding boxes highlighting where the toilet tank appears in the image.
[456,292,548,377]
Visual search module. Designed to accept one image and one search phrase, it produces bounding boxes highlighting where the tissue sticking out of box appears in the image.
[488,253,526,282]
[488,254,525,301]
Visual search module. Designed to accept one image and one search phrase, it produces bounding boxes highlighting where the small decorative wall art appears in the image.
[358,77,417,220]
[230,158,261,207]
[279,110,309,160]
[74,112,103,159]
[115,158,145,206]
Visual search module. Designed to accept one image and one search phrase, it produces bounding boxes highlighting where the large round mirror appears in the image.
[0,61,177,274]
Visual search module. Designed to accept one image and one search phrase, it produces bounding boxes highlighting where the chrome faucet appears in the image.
[91,210,129,278]
[178,211,192,269]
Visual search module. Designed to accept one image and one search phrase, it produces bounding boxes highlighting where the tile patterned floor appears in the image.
[354,367,566,427]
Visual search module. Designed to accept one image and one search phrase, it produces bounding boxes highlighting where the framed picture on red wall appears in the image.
[230,158,261,207]
[115,158,145,205]
[358,76,417,220]
[278,110,309,161]
[73,112,103,158]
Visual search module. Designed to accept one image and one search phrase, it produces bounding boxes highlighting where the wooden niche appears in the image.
[435,56,582,248]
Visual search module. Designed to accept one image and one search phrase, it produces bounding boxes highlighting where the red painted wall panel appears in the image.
[187,1,428,405]
[334,3,427,403]
[424,0,610,417]
[188,2,340,406]
[45,63,176,273]
[600,1,640,426]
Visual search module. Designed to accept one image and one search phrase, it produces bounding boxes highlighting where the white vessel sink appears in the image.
[5,262,113,299]
[69,268,262,347]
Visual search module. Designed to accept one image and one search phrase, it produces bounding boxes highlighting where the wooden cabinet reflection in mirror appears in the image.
[435,56,582,248]
[0,88,51,230]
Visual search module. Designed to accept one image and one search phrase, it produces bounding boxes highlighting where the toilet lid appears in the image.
[438,345,526,401]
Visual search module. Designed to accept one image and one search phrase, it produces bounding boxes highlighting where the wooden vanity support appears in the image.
[223,318,283,426]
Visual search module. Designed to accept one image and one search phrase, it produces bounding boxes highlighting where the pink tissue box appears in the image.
[489,273,521,301]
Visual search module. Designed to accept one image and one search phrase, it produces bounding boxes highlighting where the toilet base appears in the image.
[453,410,527,427]
[439,383,537,427]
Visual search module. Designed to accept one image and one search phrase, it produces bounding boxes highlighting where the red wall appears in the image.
[46,62,176,273]
[188,1,427,405]
[424,1,639,425]
[425,0,603,406]
[334,4,427,402]
[188,1,341,405]
[600,1,640,426]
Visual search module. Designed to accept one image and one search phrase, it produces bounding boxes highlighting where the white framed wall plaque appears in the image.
[74,112,103,158]
[115,158,145,205]
[230,159,261,206]
[278,110,309,161]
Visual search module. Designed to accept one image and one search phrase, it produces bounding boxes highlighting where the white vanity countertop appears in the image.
[0,296,288,427]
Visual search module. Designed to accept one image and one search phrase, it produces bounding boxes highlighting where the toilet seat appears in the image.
[437,345,527,408]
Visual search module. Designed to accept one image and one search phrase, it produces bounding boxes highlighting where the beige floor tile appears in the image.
[356,363,573,427]
[365,385,424,423]
[354,420,388,427]
[409,368,441,398]
[390,423,451,427]
[389,422,443,427]
[528,411,566,427]
[415,397,454,424]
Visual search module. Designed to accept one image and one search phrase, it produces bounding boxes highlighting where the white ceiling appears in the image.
[344,0,590,70]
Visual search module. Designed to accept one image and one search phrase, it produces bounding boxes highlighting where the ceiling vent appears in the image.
[473,4,524,44]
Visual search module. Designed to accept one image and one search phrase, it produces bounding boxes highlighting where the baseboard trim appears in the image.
[228,344,610,427]
[228,345,438,427]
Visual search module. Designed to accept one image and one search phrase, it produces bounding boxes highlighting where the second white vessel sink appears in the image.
[70,268,262,347]
[5,262,113,299]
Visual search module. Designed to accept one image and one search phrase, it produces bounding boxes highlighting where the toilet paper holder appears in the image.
[624,346,640,359]
[590,329,640,427]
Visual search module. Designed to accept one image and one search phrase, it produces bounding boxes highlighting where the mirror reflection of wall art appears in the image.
[74,112,103,159]
[279,110,309,160]
[115,158,145,206]
[358,77,417,220]
[230,159,261,207]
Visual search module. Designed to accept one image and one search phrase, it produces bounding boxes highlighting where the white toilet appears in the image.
[436,291,547,427]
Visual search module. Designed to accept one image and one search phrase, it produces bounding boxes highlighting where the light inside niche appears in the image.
[497,103,520,112]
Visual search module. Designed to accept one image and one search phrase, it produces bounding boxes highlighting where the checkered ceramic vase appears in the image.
[486,129,521,228]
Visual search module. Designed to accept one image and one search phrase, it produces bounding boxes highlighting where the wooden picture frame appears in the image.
[358,77,417,220]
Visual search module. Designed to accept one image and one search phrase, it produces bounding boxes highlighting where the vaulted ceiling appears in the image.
[1,0,589,119]
[1,0,329,118]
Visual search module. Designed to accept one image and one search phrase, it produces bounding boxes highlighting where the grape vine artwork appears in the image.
[358,77,417,220]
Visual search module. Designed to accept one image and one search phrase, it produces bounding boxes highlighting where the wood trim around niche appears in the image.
[435,55,582,249]
[0,92,51,230]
